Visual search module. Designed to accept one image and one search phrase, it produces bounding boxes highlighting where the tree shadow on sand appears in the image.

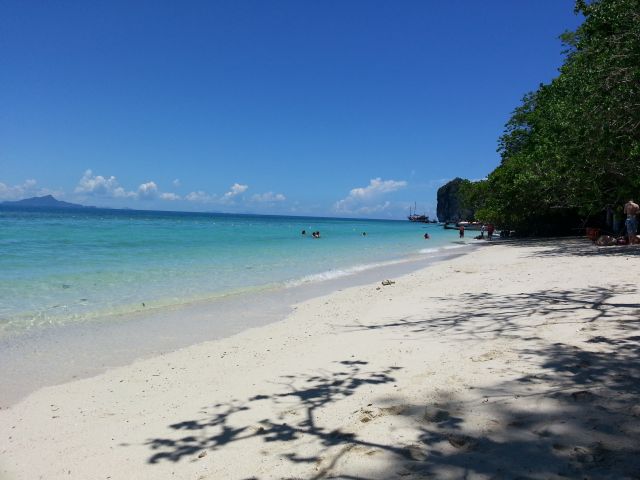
[336,285,640,479]
[345,285,640,342]
[145,360,425,478]
[366,336,640,479]
[144,284,640,478]
[486,237,640,258]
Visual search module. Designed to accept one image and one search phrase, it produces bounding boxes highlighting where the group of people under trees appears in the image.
[456,223,495,240]
[593,199,639,246]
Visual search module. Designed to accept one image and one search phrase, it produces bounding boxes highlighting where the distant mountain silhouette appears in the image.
[1,195,94,209]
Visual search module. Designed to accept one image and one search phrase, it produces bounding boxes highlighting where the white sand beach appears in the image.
[1,239,639,479]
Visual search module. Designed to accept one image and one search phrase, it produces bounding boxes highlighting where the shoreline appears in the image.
[0,243,476,407]
[0,210,455,340]
[0,238,470,339]
[2,238,638,479]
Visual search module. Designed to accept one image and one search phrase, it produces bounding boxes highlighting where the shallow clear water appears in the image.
[0,207,463,336]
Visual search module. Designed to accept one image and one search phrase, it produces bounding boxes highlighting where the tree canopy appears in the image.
[465,0,640,235]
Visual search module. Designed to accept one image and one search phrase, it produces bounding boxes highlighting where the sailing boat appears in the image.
[408,202,429,223]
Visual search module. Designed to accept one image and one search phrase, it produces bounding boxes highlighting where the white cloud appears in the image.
[75,171,174,201]
[76,170,118,195]
[186,190,215,203]
[251,192,286,203]
[137,181,158,199]
[334,177,407,213]
[0,179,49,200]
[75,170,137,198]
[172,179,181,187]
[356,201,391,214]
[348,178,407,200]
[185,186,285,207]
[160,192,180,201]
[112,187,135,198]
[223,183,248,199]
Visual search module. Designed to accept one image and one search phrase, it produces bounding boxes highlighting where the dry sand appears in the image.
[1,239,639,479]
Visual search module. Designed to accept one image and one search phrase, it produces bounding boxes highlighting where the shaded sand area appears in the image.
[1,239,640,479]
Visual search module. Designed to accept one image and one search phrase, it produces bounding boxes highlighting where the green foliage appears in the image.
[459,179,488,220]
[476,0,640,234]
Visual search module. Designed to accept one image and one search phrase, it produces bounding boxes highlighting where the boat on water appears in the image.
[408,213,429,223]
[443,221,484,230]
[408,203,430,223]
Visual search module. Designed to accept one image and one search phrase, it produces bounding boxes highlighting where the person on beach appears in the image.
[487,223,495,240]
[624,199,639,244]
[480,224,486,239]
[459,225,465,238]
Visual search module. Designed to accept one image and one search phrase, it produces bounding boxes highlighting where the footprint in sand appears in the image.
[471,350,503,362]
[358,404,410,423]
[569,442,610,467]
[423,407,450,423]
[570,390,596,402]
[401,443,427,461]
[507,417,530,428]
[359,409,376,423]
[380,405,410,416]
[447,434,476,450]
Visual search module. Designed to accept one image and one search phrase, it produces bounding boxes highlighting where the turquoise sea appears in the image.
[0,207,466,338]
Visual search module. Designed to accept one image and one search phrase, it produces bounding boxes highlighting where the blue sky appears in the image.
[1,1,582,218]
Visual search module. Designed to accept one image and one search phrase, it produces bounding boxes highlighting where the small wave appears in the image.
[285,258,408,288]
[442,244,469,250]
[419,248,439,254]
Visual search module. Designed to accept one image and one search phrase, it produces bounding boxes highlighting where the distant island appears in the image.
[0,195,94,209]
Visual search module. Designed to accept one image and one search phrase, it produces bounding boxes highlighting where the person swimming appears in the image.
[424,233,430,239]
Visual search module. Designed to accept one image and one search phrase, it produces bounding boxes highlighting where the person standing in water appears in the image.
[459,225,465,238]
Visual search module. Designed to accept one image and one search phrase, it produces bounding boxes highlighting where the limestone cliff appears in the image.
[436,178,473,222]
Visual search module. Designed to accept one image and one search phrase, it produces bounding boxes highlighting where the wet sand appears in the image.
[0,247,469,406]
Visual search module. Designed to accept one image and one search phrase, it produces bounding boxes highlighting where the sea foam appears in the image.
[285,258,410,287]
